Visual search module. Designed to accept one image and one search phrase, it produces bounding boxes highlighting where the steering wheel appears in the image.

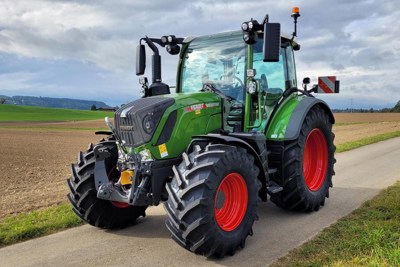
[220,74,244,89]
[260,74,268,91]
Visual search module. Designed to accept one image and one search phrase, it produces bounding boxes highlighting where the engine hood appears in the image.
[114,92,222,153]
[114,97,175,147]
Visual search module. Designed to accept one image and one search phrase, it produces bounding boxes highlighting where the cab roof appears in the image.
[183,30,300,48]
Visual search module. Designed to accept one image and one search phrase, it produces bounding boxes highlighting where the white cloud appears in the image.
[0,71,38,90]
[0,0,399,108]
[0,1,112,31]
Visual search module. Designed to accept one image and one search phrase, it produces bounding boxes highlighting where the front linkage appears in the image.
[94,120,178,207]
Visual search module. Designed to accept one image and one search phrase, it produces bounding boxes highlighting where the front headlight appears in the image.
[142,113,155,134]
[247,80,258,95]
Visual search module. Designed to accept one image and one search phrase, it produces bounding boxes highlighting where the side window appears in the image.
[285,45,297,88]
[253,45,285,91]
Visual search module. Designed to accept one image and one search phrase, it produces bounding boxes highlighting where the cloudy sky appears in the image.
[0,0,399,109]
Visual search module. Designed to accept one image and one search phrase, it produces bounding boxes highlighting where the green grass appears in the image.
[272,181,400,267]
[0,203,82,247]
[0,126,109,131]
[336,131,400,152]
[0,104,113,122]
[335,122,370,126]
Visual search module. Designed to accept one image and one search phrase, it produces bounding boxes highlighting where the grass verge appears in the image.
[0,203,82,247]
[271,181,400,267]
[336,131,400,153]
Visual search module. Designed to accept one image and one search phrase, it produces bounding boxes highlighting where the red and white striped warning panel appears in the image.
[318,76,339,93]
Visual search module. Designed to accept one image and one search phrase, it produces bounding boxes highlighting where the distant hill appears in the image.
[0,95,111,110]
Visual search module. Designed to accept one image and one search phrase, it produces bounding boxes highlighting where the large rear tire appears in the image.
[67,138,147,229]
[164,144,260,257]
[270,106,335,211]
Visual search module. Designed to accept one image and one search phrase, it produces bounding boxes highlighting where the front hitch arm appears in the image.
[93,145,130,204]
[93,145,152,206]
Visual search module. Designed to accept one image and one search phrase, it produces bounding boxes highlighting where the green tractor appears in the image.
[67,8,339,257]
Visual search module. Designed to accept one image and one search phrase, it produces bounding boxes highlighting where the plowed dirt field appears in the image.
[1,114,399,219]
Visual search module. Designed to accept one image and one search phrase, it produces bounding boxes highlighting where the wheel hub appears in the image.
[214,172,248,232]
[215,190,225,209]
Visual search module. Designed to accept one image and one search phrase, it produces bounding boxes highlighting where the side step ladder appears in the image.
[266,180,283,194]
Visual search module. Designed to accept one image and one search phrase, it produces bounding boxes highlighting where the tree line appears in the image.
[0,95,110,110]
[333,101,400,113]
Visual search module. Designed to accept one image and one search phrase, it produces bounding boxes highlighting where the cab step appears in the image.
[266,181,283,194]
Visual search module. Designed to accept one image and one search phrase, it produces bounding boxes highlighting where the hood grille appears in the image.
[114,97,175,146]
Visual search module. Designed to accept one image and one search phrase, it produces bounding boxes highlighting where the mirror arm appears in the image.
[145,36,160,56]
[262,14,269,24]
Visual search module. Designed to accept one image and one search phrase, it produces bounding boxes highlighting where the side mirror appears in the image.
[263,23,281,62]
[136,44,146,75]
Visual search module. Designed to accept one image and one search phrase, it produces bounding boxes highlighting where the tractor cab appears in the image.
[135,12,306,136]
[177,31,298,133]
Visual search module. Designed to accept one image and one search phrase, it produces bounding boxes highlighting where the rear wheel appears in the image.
[67,138,147,228]
[164,144,260,257]
[270,106,335,211]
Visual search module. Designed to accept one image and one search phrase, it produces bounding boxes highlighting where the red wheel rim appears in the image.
[303,128,328,191]
[214,173,248,232]
[111,201,129,208]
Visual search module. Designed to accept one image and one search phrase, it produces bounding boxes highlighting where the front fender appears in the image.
[187,133,268,202]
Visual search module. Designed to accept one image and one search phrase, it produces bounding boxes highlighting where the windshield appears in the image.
[181,32,246,101]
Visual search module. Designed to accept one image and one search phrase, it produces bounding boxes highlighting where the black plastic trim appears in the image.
[156,110,177,145]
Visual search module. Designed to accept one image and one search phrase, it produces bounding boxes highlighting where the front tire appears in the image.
[164,144,260,257]
[67,138,147,229]
[270,106,335,211]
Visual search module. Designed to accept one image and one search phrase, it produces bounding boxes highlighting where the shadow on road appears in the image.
[105,213,170,239]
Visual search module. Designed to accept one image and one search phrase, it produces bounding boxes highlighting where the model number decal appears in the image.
[184,102,219,113]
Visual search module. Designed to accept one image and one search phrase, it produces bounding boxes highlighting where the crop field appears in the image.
[0,112,399,219]
[333,113,400,145]
[0,104,113,122]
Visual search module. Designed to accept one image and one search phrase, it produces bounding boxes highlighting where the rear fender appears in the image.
[285,97,334,141]
[267,96,334,141]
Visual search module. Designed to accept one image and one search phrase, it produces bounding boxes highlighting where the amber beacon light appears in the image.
[292,7,300,17]
[291,6,300,39]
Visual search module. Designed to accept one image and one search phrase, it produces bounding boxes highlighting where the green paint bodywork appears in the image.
[134,92,221,159]
[243,44,253,130]
[265,93,303,140]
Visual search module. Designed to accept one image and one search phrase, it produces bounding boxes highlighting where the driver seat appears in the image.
[227,100,243,131]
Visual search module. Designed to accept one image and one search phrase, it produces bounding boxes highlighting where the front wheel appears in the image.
[270,106,335,211]
[67,138,147,229]
[164,144,260,257]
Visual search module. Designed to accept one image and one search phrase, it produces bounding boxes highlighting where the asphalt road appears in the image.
[1,137,399,267]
